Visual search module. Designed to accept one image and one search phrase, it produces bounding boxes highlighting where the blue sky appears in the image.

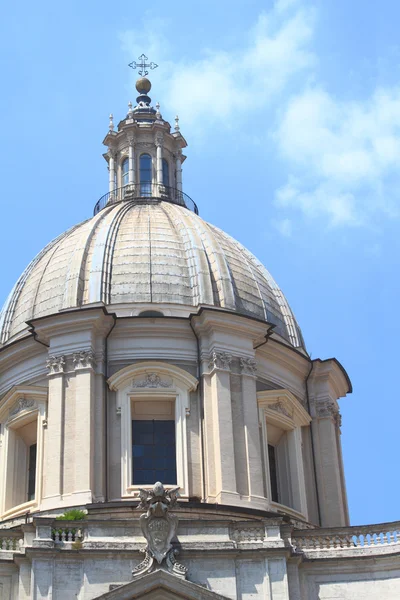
[0,0,399,525]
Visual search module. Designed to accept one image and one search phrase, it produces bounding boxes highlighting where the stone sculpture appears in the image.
[132,482,187,579]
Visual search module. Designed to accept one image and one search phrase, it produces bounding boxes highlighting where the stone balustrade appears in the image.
[292,520,400,556]
[0,533,23,552]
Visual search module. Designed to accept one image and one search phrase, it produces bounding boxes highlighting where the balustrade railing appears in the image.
[93,184,198,216]
[52,522,84,545]
[0,534,23,552]
[293,521,400,554]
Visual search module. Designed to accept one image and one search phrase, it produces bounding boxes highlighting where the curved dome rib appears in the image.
[0,201,304,349]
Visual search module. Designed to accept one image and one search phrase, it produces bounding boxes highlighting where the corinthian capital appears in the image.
[46,355,66,375]
[72,350,95,370]
[208,350,233,373]
[239,357,257,377]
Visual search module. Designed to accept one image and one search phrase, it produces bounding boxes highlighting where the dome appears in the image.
[0,200,303,348]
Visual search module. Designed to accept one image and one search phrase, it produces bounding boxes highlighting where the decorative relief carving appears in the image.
[269,400,294,419]
[9,398,36,419]
[208,351,233,372]
[132,373,172,389]
[133,482,187,580]
[72,350,95,370]
[155,133,164,146]
[239,357,257,377]
[46,355,65,375]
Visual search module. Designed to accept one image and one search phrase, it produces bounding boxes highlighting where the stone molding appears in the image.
[207,351,233,373]
[239,357,257,377]
[46,355,65,376]
[72,350,96,370]
[268,400,294,419]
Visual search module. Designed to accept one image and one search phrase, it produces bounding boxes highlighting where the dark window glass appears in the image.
[140,154,152,196]
[28,443,37,501]
[268,444,279,503]
[162,159,169,187]
[132,420,176,485]
[122,158,129,186]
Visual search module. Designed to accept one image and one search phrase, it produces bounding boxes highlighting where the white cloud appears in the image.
[275,86,400,225]
[119,1,316,131]
[274,218,294,237]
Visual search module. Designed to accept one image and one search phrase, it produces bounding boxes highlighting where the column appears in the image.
[203,351,239,505]
[175,150,182,191]
[128,137,135,185]
[156,134,163,186]
[239,357,266,508]
[43,355,65,503]
[312,399,347,527]
[108,150,115,193]
[72,350,95,502]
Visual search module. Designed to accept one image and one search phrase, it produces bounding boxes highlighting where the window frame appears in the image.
[108,362,198,499]
[257,389,311,520]
[0,386,47,519]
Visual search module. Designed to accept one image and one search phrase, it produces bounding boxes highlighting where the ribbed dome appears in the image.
[0,201,304,347]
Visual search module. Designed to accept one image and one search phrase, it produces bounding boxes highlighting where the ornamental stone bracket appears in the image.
[72,350,96,370]
[132,482,187,580]
[46,355,66,376]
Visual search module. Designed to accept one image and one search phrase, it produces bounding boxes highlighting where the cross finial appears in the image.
[128,54,158,77]
[109,113,114,132]
[175,115,180,132]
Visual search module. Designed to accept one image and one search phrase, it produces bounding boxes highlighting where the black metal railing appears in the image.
[93,183,199,216]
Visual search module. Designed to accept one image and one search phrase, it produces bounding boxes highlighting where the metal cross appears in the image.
[128,54,158,77]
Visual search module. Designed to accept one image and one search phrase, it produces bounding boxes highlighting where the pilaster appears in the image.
[43,355,65,503]
[72,350,95,501]
[239,357,266,508]
[203,351,239,505]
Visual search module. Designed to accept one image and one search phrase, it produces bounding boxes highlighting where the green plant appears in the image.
[56,509,86,521]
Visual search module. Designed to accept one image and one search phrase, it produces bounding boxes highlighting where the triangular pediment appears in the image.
[93,568,230,600]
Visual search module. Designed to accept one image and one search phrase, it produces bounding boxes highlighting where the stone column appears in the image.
[72,350,95,502]
[175,150,182,191]
[203,351,239,505]
[108,150,116,193]
[156,134,163,186]
[128,137,135,185]
[43,355,65,503]
[239,357,266,508]
[312,399,347,527]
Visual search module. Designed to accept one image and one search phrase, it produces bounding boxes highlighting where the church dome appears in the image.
[0,199,303,348]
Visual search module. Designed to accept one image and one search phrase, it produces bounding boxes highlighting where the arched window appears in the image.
[140,154,152,196]
[162,158,169,187]
[122,158,129,186]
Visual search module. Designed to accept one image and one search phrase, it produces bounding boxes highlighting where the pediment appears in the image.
[93,568,230,600]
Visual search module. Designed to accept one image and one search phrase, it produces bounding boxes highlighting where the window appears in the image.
[122,158,129,186]
[132,419,176,485]
[257,390,311,518]
[268,444,279,503]
[140,154,152,196]
[162,158,169,187]
[108,362,198,499]
[0,386,47,518]
[27,443,37,501]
